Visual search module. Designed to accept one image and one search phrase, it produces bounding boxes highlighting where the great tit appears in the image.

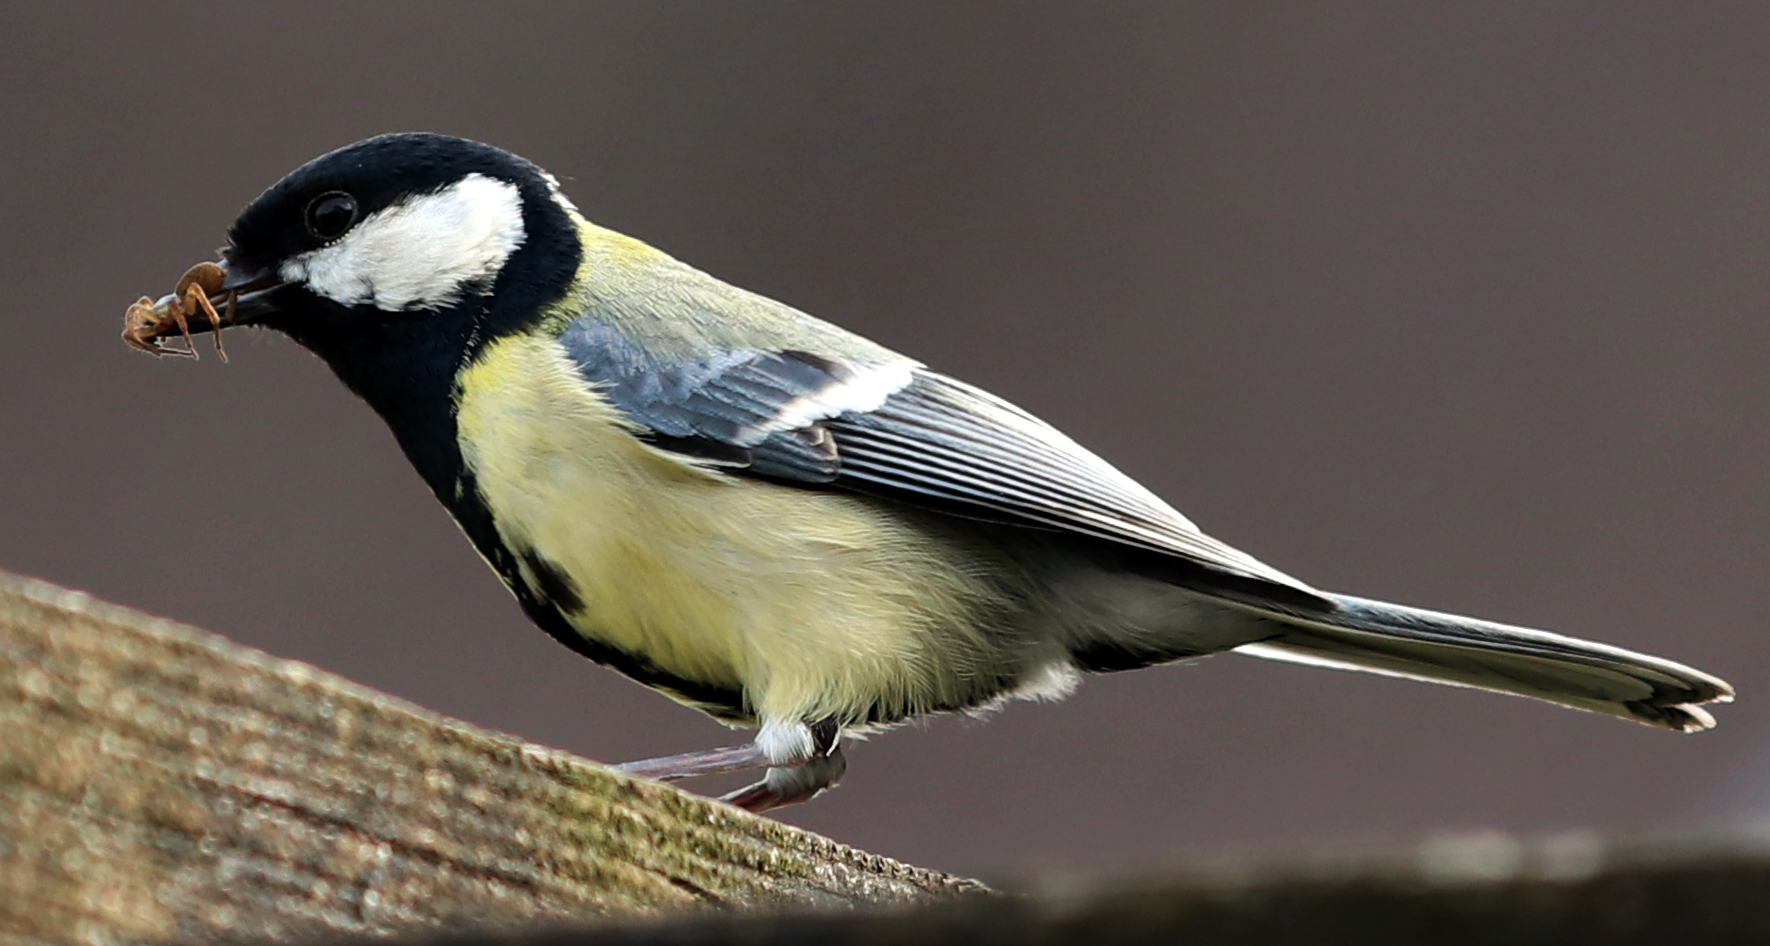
[128,133,1733,811]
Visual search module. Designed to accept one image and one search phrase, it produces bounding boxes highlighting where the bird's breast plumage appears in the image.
[452,331,1044,727]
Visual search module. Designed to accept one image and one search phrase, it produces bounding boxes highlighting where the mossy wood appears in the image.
[405,835,1770,945]
[0,571,981,945]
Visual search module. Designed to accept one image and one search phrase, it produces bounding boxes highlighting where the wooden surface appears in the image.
[373,832,1770,945]
[0,571,983,946]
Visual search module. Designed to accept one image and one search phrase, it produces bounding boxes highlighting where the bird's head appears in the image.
[130,133,583,371]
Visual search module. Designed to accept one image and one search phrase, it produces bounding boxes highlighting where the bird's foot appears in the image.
[721,750,847,812]
[611,717,845,812]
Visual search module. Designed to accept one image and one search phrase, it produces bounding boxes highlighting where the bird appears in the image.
[126,133,1733,812]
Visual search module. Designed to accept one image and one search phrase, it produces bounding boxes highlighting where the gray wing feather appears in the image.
[556,317,1312,592]
[831,373,1306,588]
[559,319,846,479]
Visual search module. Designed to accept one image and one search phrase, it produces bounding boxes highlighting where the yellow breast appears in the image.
[453,333,1018,728]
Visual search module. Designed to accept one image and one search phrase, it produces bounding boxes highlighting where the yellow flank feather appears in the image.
[454,333,1027,729]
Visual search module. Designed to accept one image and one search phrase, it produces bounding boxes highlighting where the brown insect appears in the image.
[122,261,234,360]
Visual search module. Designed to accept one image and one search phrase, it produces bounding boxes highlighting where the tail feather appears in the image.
[1234,593,1733,732]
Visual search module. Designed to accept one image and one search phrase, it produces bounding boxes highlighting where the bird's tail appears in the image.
[1234,593,1734,731]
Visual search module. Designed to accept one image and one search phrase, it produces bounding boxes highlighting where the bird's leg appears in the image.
[721,718,845,813]
[611,742,768,782]
[611,718,846,813]
[608,717,815,782]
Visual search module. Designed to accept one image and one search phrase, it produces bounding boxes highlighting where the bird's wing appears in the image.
[558,318,1314,593]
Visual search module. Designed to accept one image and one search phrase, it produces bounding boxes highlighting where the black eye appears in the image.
[304,191,359,240]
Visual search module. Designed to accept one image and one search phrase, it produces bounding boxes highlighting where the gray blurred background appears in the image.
[3,2,1768,879]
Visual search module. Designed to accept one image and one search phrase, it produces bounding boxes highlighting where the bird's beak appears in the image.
[122,259,288,357]
[216,261,287,324]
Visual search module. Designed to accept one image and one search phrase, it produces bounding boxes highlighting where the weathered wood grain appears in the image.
[0,571,983,946]
[379,832,1770,945]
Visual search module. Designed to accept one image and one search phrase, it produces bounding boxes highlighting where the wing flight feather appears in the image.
[557,318,1313,592]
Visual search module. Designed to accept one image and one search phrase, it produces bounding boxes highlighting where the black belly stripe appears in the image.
[517,548,586,615]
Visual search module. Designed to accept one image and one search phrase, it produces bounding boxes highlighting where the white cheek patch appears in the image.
[281,173,526,311]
